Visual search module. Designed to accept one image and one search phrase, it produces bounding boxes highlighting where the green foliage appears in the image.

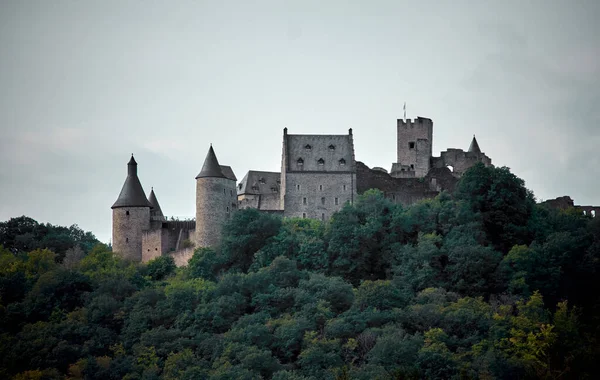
[145,256,176,281]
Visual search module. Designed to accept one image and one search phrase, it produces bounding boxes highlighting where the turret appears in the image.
[148,187,165,221]
[111,155,151,261]
[195,146,237,248]
[468,135,481,154]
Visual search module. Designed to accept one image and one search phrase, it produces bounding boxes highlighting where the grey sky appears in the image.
[1,0,599,243]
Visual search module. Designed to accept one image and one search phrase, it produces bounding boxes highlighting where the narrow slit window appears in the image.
[321,197,325,205]
[302,213,306,218]
[303,197,307,205]
[297,184,301,191]
[335,197,339,205]
[319,184,323,191]
[126,210,130,216]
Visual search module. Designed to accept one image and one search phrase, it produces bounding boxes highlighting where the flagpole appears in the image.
[403,102,406,122]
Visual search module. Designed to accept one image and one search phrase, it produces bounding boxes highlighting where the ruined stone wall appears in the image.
[169,247,196,267]
[112,207,150,262]
[396,117,432,177]
[356,162,458,206]
[436,149,492,177]
[283,172,357,220]
[195,177,237,248]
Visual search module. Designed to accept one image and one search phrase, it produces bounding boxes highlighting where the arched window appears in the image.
[304,144,312,150]
[339,158,346,166]
[328,144,335,150]
[317,158,325,165]
[297,158,304,165]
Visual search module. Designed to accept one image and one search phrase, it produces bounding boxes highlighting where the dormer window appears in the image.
[304,144,312,150]
[339,158,346,166]
[328,144,335,151]
[259,177,266,184]
[317,158,325,165]
[251,184,259,191]
[297,158,304,165]
[238,183,242,190]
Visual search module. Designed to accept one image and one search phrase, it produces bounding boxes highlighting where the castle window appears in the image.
[297,158,304,166]
[328,144,335,150]
[321,197,325,205]
[223,188,226,194]
[322,213,325,220]
[410,164,414,170]
[251,185,259,191]
[409,142,415,149]
[148,249,150,252]
[343,184,346,191]
[304,144,312,150]
[319,184,323,191]
[126,237,129,243]
[317,158,325,165]
[155,248,158,251]
[271,186,278,192]
[297,184,301,191]
[276,179,281,184]
[259,177,266,184]
[302,213,306,218]
[339,158,346,166]
[227,206,229,213]
[335,197,339,205]
[303,197,307,205]
[238,183,242,190]
[230,190,233,196]
[126,210,130,216]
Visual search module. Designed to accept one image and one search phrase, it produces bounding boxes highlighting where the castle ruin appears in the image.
[111,116,595,265]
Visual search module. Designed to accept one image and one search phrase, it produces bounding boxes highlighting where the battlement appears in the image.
[397,117,433,127]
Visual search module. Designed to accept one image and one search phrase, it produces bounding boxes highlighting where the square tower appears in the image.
[392,117,433,178]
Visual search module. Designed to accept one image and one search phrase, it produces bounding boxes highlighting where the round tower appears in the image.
[111,155,152,261]
[195,145,236,248]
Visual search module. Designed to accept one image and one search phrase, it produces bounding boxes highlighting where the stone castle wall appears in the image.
[112,207,150,262]
[283,172,357,219]
[141,228,167,262]
[432,149,493,177]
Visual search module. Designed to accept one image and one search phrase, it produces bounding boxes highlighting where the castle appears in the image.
[112,116,495,265]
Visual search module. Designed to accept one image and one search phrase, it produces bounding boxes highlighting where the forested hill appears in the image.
[1,163,600,379]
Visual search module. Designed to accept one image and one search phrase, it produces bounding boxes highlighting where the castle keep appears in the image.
[112,116,495,265]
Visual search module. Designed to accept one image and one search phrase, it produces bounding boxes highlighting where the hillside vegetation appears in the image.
[1,163,599,379]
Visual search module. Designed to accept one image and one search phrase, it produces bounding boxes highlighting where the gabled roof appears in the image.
[468,135,481,154]
[196,146,226,179]
[148,188,164,216]
[111,155,152,209]
[238,170,281,195]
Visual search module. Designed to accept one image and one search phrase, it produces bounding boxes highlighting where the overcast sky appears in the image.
[1,0,599,243]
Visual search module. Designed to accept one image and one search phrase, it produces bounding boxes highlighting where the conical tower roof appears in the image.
[111,155,152,209]
[148,187,164,217]
[195,145,226,179]
[468,135,481,154]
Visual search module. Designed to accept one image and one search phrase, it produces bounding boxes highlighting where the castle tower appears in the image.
[148,188,165,221]
[195,146,237,248]
[391,117,433,178]
[111,155,152,261]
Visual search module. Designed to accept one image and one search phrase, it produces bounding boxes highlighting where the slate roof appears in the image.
[238,171,281,195]
[196,146,226,179]
[148,188,164,216]
[468,135,481,154]
[111,155,152,209]
[220,165,237,181]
